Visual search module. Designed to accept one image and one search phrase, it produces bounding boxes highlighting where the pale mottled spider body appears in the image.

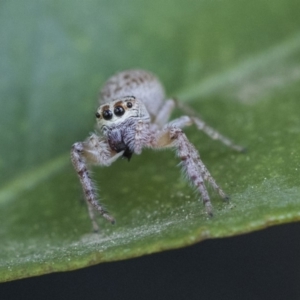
[71,69,243,232]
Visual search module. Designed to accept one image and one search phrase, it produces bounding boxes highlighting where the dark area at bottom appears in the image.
[1,222,300,300]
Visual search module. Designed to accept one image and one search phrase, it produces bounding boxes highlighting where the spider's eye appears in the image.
[126,102,133,108]
[103,109,113,120]
[114,106,125,116]
[95,112,101,118]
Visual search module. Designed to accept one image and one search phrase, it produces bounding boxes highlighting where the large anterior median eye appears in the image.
[114,106,125,116]
[103,109,113,120]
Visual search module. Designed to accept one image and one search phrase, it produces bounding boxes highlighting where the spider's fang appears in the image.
[122,147,133,161]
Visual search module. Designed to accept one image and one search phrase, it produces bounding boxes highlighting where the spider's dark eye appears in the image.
[126,102,133,108]
[114,106,125,116]
[103,109,113,120]
[95,112,101,118]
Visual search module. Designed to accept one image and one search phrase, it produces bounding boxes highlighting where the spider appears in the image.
[71,69,244,232]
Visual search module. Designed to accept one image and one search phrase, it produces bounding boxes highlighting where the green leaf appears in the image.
[1,0,300,282]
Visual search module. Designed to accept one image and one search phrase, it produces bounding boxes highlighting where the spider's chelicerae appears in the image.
[71,69,244,232]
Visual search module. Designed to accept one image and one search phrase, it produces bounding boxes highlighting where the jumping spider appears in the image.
[71,69,244,232]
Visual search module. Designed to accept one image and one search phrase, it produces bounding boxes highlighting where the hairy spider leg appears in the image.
[71,134,123,231]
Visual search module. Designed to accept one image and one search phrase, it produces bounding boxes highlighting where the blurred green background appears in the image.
[0,0,300,282]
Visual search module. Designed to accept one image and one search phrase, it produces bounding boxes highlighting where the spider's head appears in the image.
[95,96,150,130]
[95,96,150,160]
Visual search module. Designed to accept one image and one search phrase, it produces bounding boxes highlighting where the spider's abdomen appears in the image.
[99,69,165,119]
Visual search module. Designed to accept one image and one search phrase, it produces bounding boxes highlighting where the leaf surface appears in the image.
[0,0,300,282]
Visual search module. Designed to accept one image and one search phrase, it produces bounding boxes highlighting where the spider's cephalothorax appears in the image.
[71,69,244,232]
[95,96,151,160]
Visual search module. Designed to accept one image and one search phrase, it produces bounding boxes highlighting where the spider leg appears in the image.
[71,133,123,232]
[175,100,246,152]
[159,116,232,200]
[150,126,228,216]
[87,204,100,233]
[153,99,176,128]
